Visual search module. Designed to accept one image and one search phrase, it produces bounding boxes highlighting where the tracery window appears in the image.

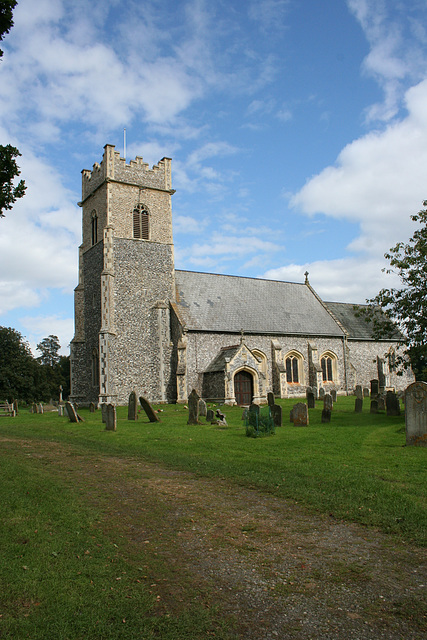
[320,352,337,383]
[91,210,98,245]
[285,352,303,384]
[133,204,149,239]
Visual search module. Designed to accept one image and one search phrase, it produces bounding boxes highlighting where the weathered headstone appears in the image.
[267,391,275,408]
[370,399,378,414]
[101,403,107,423]
[198,398,207,417]
[355,397,363,413]
[65,401,82,423]
[319,387,325,399]
[271,404,282,427]
[139,396,160,422]
[249,403,260,417]
[331,389,337,403]
[128,391,138,421]
[405,382,427,446]
[321,393,333,423]
[206,408,215,422]
[105,403,117,431]
[355,385,363,400]
[363,388,370,398]
[215,408,227,426]
[37,403,44,414]
[187,389,200,425]
[292,402,309,426]
[58,405,64,417]
[90,402,96,413]
[386,390,400,417]
[377,395,385,411]
[370,379,379,397]
[312,387,318,400]
[307,391,315,409]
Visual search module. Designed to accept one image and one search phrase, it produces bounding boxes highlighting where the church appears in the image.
[70,145,413,406]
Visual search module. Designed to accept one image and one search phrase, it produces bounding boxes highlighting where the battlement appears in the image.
[81,144,172,200]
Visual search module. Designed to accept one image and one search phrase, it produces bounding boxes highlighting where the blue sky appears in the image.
[1,0,427,355]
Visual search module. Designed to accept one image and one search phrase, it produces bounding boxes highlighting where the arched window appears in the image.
[91,348,99,387]
[284,351,303,384]
[133,204,149,239]
[91,210,98,245]
[320,352,337,383]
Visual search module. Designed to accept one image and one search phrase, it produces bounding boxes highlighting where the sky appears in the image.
[1,0,427,356]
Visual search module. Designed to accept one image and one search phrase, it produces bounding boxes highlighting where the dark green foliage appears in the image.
[0,144,26,217]
[359,204,427,381]
[0,0,16,57]
[37,334,61,366]
[246,405,275,438]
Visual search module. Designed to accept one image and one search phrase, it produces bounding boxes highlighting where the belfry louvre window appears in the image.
[91,211,98,245]
[133,204,149,239]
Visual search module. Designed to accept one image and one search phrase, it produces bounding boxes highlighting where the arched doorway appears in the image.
[234,370,254,405]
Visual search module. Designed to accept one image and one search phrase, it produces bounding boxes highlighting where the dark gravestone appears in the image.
[331,389,337,403]
[355,385,363,400]
[377,395,386,411]
[321,409,331,423]
[363,388,370,398]
[371,379,379,397]
[89,402,96,413]
[292,403,309,426]
[312,387,318,400]
[139,396,160,422]
[370,399,378,414]
[101,403,107,423]
[319,388,325,399]
[321,394,333,423]
[405,382,427,446]
[271,404,282,427]
[128,391,138,420]
[355,397,363,413]
[187,389,200,425]
[267,392,275,409]
[105,403,117,431]
[307,391,315,409]
[386,390,400,417]
[198,398,207,418]
[206,409,215,422]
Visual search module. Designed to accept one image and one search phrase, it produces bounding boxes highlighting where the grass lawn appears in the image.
[0,395,426,638]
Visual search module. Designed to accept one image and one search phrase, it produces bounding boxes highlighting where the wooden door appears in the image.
[234,370,254,405]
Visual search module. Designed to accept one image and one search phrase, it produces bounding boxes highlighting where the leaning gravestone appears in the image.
[355,397,363,413]
[187,389,200,425]
[307,391,315,409]
[386,390,401,417]
[128,391,138,421]
[271,404,282,427]
[105,403,117,431]
[215,408,227,426]
[405,382,427,447]
[139,396,160,423]
[198,398,207,418]
[292,403,309,426]
[65,401,83,423]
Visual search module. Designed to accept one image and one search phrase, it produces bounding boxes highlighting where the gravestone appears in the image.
[319,388,325,399]
[187,389,200,425]
[267,391,275,408]
[377,395,385,411]
[307,391,315,409]
[292,403,309,426]
[312,387,318,400]
[101,403,107,423]
[355,397,363,413]
[198,398,207,418]
[215,408,227,426]
[363,388,370,398]
[405,382,427,446]
[271,404,282,427]
[206,409,215,422]
[128,391,138,421]
[139,396,160,423]
[58,405,64,417]
[249,403,260,417]
[370,379,379,397]
[370,399,378,414]
[90,402,96,413]
[321,393,333,424]
[331,389,337,403]
[37,403,44,414]
[289,408,294,423]
[65,401,82,423]
[105,403,117,431]
[386,390,400,417]
[355,385,363,400]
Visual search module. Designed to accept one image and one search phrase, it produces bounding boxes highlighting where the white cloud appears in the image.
[19,314,74,356]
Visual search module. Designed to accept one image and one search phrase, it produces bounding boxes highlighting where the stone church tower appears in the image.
[70,144,176,406]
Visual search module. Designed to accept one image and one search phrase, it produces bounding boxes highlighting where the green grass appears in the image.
[1,396,426,638]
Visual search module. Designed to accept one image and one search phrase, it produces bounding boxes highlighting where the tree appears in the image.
[0,2,25,218]
[37,334,61,367]
[361,203,427,381]
[0,326,37,402]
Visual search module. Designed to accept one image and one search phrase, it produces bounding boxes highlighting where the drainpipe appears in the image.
[342,335,349,396]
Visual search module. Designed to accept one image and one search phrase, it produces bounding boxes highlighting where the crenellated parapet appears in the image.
[81,144,173,200]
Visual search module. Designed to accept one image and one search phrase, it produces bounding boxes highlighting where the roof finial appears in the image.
[304,271,309,284]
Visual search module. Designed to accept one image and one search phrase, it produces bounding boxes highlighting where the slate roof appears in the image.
[174,270,345,336]
[324,301,402,341]
[204,345,241,372]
